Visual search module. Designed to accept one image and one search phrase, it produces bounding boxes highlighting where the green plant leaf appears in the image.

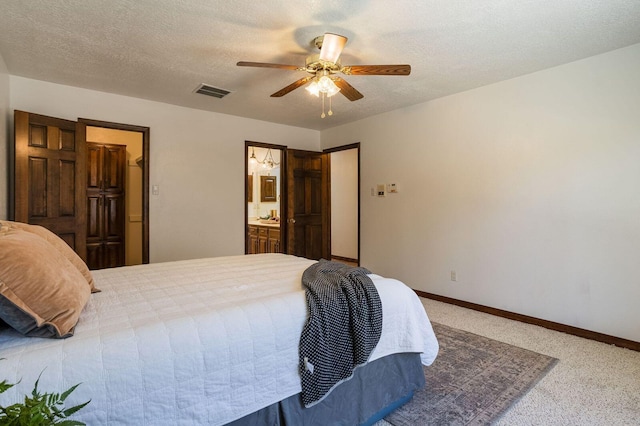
[61,400,91,418]
[59,383,81,403]
[0,379,16,394]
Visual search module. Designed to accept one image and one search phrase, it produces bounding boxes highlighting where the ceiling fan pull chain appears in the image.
[328,95,333,116]
[321,92,326,118]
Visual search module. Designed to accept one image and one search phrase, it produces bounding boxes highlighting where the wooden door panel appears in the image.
[86,144,103,190]
[28,156,48,217]
[290,222,306,257]
[59,128,76,151]
[59,233,76,250]
[104,194,125,240]
[14,111,87,260]
[104,145,126,192]
[28,124,47,148]
[103,242,124,268]
[310,175,322,214]
[86,243,102,270]
[293,174,305,213]
[86,195,103,240]
[306,224,323,260]
[59,159,77,216]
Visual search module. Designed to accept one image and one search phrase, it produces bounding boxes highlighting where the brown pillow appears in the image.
[0,227,91,338]
[0,220,99,293]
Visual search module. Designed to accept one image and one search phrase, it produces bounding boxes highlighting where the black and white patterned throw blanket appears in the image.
[299,259,383,407]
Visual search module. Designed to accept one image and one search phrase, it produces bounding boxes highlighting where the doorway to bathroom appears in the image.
[244,141,359,264]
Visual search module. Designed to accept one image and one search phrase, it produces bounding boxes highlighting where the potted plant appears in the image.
[0,361,90,426]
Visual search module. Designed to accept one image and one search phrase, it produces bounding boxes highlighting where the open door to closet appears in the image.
[13,111,151,268]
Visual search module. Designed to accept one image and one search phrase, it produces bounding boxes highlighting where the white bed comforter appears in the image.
[0,254,438,425]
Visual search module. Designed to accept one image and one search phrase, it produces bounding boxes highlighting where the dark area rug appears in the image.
[385,322,558,425]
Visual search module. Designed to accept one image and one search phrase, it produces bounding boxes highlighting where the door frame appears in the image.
[79,118,150,264]
[324,142,361,265]
[244,140,287,254]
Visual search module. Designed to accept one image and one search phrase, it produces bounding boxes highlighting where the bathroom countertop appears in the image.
[248,219,280,228]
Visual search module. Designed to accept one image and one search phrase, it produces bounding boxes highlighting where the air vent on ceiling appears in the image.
[194,83,231,99]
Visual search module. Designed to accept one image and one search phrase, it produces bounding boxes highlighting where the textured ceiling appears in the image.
[1,1,640,130]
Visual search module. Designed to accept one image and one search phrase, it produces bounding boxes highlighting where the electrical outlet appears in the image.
[450,270,457,282]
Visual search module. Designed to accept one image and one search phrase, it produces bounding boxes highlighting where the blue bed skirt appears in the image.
[227,352,424,426]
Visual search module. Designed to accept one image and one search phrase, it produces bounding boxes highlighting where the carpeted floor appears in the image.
[383,322,557,426]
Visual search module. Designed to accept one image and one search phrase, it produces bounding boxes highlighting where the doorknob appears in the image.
[288,218,296,224]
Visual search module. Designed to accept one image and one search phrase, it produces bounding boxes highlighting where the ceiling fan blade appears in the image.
[237,61,301,71]
[319,33,347,63]
[341,64,411,76]
[333,77,364,101]
[270,76,314,97]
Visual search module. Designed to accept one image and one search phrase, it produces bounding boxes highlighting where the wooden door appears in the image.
[14,111,87,259]
[285,149,330,260]
[86,142,126,269]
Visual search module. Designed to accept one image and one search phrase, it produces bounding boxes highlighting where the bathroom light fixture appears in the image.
[305,70,341,118]
[249,147,258,165]
[260,148,280,169]
[250,147,280,170]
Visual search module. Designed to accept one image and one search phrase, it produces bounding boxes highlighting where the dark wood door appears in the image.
[14,110,87,259]
[86,142,126,269]
[285,149,329,260]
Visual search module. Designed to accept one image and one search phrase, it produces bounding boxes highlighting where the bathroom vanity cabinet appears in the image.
[248,224,280,254]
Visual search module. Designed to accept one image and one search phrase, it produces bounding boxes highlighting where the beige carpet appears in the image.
[377,298,640,425]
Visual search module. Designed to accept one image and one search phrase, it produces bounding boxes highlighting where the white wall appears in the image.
[321,43,640,342]
[0,52,9,220]
[9,77,320,262]
[330,148,358,259]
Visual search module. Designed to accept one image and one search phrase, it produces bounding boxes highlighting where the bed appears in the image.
[0,223,438,425]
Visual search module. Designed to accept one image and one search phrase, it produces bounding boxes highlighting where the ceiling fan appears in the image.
[237,33,411,117]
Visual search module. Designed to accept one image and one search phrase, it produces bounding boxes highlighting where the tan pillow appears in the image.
[0,227,91,338]
[0,220,99,293]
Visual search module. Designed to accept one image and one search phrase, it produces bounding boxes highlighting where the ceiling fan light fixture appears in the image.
[237,32,409,119]
[317,75,340,96]
[305,80,320,97]
[318,33,348,63]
